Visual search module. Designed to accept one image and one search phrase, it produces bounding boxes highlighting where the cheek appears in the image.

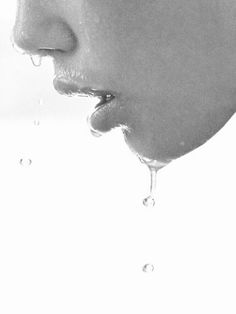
[81,1,162,95]
[108,44,165,99]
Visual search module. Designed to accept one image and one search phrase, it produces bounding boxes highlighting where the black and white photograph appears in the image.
[0,1,235,313]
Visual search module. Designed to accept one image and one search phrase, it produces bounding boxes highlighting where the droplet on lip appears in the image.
[86,115,103,138]
[30,55,42,67]
[90,128,103,137]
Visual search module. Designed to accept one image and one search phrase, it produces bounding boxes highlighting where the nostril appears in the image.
[12,19,78,56]
[37,48,61,57]
[38,48,59,51]
[37,47,67,56]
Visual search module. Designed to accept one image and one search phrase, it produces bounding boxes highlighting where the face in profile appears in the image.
[13,0,236,163]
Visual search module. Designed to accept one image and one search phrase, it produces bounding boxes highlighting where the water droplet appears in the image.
[143,264,154,273]
[30,55,42,67]
[138,155,168,208]
[19,158,32,166]
[33,120,40,126]
[143,166,158,207]
[143,196,155,207]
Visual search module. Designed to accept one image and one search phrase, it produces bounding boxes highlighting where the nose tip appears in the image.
[13,17,77,57]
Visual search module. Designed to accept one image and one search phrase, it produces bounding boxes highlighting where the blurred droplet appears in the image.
[33,120,40,126]
[143,196,155,208]
[19,158,32,166]
[138,155,168,208]
[143,264,154,273]
[30,55,42,67]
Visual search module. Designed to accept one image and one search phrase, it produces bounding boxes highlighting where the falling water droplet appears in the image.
[33,120,40,126]
[138,155,168,208]
[143,264,154,273]
[19,158,32,166]
[143,195,156,207]
[30,55,42,67]
[143,166,158,207]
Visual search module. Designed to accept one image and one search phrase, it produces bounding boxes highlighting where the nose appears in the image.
[13,1,77,56]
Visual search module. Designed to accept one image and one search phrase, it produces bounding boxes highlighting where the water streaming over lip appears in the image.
[87,116,103,137]
[90,128,103,137]
[30,55,42,67]
[87,107,104,138]
[138,155,168,208]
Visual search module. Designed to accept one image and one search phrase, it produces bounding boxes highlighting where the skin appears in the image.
[13,0,236,163]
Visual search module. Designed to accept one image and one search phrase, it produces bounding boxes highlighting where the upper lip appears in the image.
[53,77,116,108]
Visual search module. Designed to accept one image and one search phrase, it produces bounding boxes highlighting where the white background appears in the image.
[0,2,235,313]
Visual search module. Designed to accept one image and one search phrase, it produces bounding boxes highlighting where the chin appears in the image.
[89,83,236,164]
[122,109,235,164]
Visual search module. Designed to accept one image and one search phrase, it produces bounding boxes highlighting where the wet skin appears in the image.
[13,0,236,163]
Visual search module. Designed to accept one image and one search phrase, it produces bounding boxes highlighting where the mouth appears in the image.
[53,76,126,134]
[53,77,116,111]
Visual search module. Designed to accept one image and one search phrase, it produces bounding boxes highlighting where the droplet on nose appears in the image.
[30,55,42,67]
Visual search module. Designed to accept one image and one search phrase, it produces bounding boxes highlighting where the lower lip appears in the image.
[88,96,118,132]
